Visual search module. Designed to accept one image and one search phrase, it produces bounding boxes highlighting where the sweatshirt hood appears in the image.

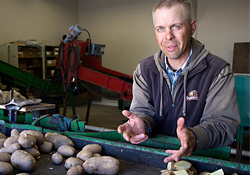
[153,37,210,116]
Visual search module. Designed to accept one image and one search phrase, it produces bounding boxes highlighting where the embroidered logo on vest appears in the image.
[186,90,199,101]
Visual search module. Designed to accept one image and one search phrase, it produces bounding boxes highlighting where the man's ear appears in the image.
[191,20,197,36]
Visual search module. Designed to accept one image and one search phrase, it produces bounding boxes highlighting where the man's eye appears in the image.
[173,25,181,30]
[156,27,164,32]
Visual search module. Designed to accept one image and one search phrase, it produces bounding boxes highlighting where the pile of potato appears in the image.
[0,129,120,175]
[161,160,226,175]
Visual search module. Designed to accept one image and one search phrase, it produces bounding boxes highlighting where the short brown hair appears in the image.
[152,0,192,23]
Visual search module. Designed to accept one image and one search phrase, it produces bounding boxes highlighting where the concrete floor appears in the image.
[59,99,250,165]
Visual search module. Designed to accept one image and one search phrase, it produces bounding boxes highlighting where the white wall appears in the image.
[78,0,160,75]
[0,0,78,45]
[196,0,249,66]
[79,0,249,75]
[0,0,248,74]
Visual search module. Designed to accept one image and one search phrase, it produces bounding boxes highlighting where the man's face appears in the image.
[153,4,196,60]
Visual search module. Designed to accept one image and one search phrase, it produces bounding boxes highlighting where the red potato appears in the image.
[11,150,36,171]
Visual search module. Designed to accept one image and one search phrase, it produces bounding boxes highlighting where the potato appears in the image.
[93,153,102,157]
[45,132,74,149]
[83,156,119,175]
[11,150,36,171]
[0,138,6,147]
[38,141,53,153]
[174,161,192,171]
[0,132,6,139]
[199,172,211,175]
[16,173,30,175]
[18,134,37,149]
[166,160,197,175]
[4,136,18,147]
[52,152,64,165]
[20,130,44,145]
[0,152,11,162]
[0,143,21,154]
[65,157,84,169]
[0,161,13,175]
[76,144,102,161]
[57,145,75,157]
[11,129,20,138]
[67,165,83,175]
[24,147,40,158]
[210,169,224,175]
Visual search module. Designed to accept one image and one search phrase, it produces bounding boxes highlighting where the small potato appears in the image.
[0,143,21,154]
[20,130,44,145]
[11,129,20,138]
[0,161,13,175]
[65,157,84,169]
[83,156,119,175]
[93,153,102,157]
[67,165,83,175]
[24,147,40,158]
[18,134,37,149]
[57,145,75,157]
[52,152,64,165]
[45,132,74,149]
[76,144,102,161]
[0,152,11,162]
[11,150,36,171]
[38,141,53,153]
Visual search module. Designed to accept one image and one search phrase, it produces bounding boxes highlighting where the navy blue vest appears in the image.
[140,54,229,136]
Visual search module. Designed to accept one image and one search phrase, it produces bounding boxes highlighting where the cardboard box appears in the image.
[53,47,59,52]
[47,60,57,67]
[53,51,58,56]
[18,52,23,58]
[50,70,54,76]
[46,51,52,56]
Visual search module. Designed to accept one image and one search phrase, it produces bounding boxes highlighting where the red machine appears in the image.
[54,25,133,112]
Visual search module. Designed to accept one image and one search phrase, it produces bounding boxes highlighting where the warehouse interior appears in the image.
[0,0,249,174]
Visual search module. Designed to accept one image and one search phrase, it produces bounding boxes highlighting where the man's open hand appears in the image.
[164,117,197,163]
[117,110,148,144]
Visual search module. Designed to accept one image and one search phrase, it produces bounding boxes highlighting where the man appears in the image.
[117,0,240,163]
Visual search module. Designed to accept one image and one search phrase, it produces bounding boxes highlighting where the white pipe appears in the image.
[231,148,250,157]
[85,125,115,132]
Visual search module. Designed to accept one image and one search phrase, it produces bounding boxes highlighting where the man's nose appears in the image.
[164,29,174,40]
